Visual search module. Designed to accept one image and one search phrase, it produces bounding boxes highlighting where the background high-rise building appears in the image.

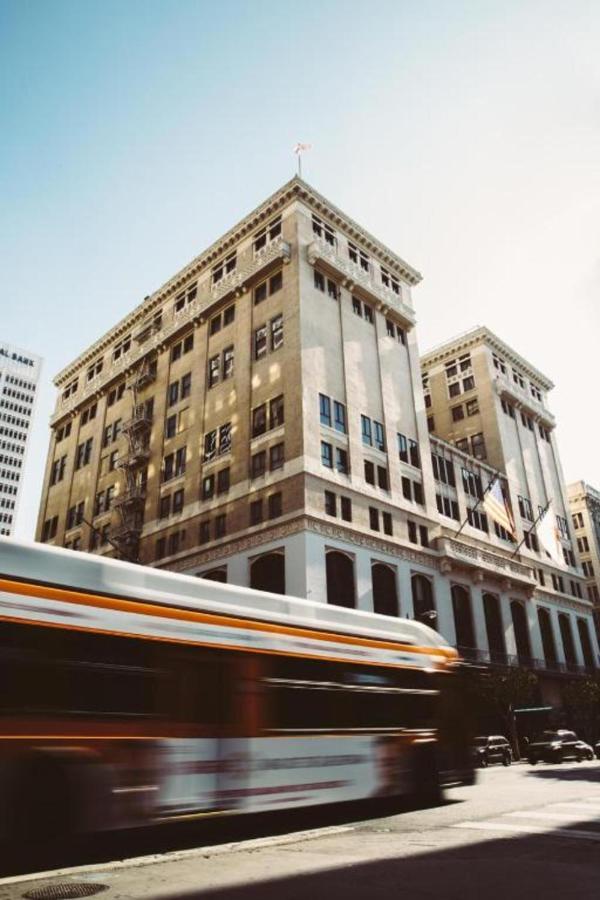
[567,481,600,627]
[35,178,598,712]
[0,342,42,536]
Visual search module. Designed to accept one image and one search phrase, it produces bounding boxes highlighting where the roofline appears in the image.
[420,326,554,391]
[567,480,600,503]
[54,176,422,386]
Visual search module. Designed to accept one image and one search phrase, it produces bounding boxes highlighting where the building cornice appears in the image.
[54,177,421,387]
[421,326,554,391]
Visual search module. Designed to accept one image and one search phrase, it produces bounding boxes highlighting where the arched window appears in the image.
[483,593,505,662]
[372,563,399,617]
[558,613,577,669]
[537,607,557,667]
[452,584,475,652]
[511,601,532,665]
[326,551,355,608]
[577,618,595,670]
[198,567,227,583]
[411,574,436,628]
[250,551,285,594]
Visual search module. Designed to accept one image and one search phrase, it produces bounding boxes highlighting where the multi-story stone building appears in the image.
[0,342,41,536]
[567,481,600,625]
[35,177,599,710]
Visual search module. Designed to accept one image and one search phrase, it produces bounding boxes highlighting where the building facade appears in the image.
[36,178,599,709]
[0,342,41,536]
[567,481,600,626]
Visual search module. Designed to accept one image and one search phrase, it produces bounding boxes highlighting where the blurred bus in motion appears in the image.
[0,539,473,843]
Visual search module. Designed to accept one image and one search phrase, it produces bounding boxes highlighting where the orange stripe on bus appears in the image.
[0,576,457,662]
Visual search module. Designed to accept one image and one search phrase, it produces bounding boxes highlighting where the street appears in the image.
[2,761,600,900]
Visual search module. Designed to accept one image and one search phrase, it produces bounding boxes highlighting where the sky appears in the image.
[1,0,599,539]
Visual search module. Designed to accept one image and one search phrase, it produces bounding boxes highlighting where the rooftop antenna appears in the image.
[293,142,312,178]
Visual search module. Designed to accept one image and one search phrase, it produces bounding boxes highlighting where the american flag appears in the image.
[483,477,515,536]
[293,142,312,155]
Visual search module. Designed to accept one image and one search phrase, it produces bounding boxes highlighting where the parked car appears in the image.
[527,730,590,764]
[579,741,595,761]
[595,741,600,760]
[473,735,512,768]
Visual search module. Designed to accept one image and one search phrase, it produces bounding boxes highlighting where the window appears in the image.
[75,438,93,470]
[270,314,284,351]
[314,270,338,299]
[583,561,594,577]
[215,514,227,538]
[223,346,234,379]
[250,500,263,526]
[572,512,584,530]
[270,394,284,428]
[407,520,417,544]
[462,375,475,392]
[348,241,370,271]
[173,283,197,313]
[449,382,461,398]
[451,405,464,422]
[467,507,488,533]
[109,449,118,471]
[112,336,131,361]
[377,466,389,490]
[471,432,486,460]
[171,342,182,363]
[202,474,214,500]
[402,476,412,501]
[163,446,186,482]
[183,332,194,353]
[204,430,217,462]
[361,415,372,446]
[253,216,281,252]
[270,443,285,470]
[252,403,267,437]
[268,492,282,519]
[431,452,456,486]
[436,494,460,521]
[352,297,362,316]
[212,252,236,284]
[319,394,332,427]
[382,512,393,535]
[398,433,408,463]
[321,442,333,468]
[578,536,590,554]
[253,324,268,360]
[466,398,479,416]
[172,488,184,514]
[456,437,469,453]
[341,496,352,522]
[364,460,375,485]
[208,355,220,388]
[210,314,222,336]
[50,455,66,486]
[386,319,395,337]
[462,468,483,499]
[381,267,401,295]
[312,214,336,245]
[217,467,230,495]
[66,501,85,530]
[518,495,533,521]
[254,271,283,304]
[219,422,232,454]
[199,521,211,544]
[165,414,177,439]
[369,507,380,531]
[251,450,267,479]
[42,516,58,542]
[223,304,235,326]
[364,302,374,322]
[81,403,97,425]
[333,401,347,434]
[373,421,385,452]
[335,448,349,474]
[413,482,424,504]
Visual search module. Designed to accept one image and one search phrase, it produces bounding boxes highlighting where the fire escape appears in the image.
[111,357,156,562]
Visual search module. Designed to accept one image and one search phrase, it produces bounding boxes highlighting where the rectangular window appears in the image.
[223,346,234,379]
[335,447,349,474]
[251,450,267,479]
[250,500,263,526]
[451,405,464,422]
[361,415,372,446]
[449,382,461,398]
[199,521,211,544]
[373,421,385,452]
[327,278,338,300]
[165,414,177,439]
[462,468,483,499]
[270,394,284,428]
[210,315,222,336]
[270,314,283,351]
[467,507,488,533]
[363,304,374,324]
[413,482,424,504]
[398,432,408,463]
[224,305,235,326]
[252,404,267,437]
[312,214,336,245]
[202,474,215,500]
[471,432,487,460]
[333,401,346,434]
[383,512,393,536]
[219,422,231,454]
[419,525,429,547]
[215,514,226,538]
[254,281,268,304]
[321,441,333,468]
[212,252,236,284]
[183,332,194,353]
[409,440,420,468]
[181,373,192,399]
[268,492,282,519]
[253,216,281,252]
[466,398,479,416]
[217,467,230,494]
[369,507,380,531]
[314,270,325,292]
[172,488,184,514]
[352,297,362,317]
[208,355,220,388]
[254,324,268,360]
[270,443,285,470]
[171,342,182,363]
[408,520,417,544]
[204,429,217,462]
[518,495,533,521]
[386,319,395,337]
[341,496,352,522]
[377,466,389,490]
[325,491,337,516]
[462,375,475,392]
[364,460,375,485]
[348,241,370,272]
[402,476,412,501]
[319,393,332,427]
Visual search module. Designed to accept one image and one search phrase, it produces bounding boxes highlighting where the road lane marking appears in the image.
[454,821,600,841]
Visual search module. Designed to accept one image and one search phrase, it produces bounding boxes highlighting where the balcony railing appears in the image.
[494,372,556,427]
[307,238,416,326]
[438,537,536,588]
[210,237,292,303]
[456,646,595,676]
[115,447,150,469]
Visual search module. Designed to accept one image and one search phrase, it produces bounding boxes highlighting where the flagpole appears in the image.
[508,500,550,560]
[454,471,499,538]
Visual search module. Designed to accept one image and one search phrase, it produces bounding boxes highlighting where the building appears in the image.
[567,481,600,626]
[0,341,42,536]
[36,177,599,711]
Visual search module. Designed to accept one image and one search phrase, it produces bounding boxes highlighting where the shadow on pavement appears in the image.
[526,766,600,783]
[164,814,600,900]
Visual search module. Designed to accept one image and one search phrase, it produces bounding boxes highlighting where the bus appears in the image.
[0,538,473,843]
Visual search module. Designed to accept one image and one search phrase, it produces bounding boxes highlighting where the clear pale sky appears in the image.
[1,0,598,539]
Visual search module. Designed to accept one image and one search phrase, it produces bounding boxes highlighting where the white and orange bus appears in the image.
[0,538,473,843]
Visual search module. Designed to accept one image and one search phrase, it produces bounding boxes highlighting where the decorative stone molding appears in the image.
[438,536,536,594]
[533,589,593,614]
[493,373,555,428]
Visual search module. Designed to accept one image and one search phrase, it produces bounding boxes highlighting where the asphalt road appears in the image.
[2,761,600,900]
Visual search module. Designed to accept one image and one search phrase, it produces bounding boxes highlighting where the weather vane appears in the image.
[293,142,312,178]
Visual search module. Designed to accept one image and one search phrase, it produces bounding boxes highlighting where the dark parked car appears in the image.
[528,730,590,764]
[595,741,600,760]
[473,735,512,768]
